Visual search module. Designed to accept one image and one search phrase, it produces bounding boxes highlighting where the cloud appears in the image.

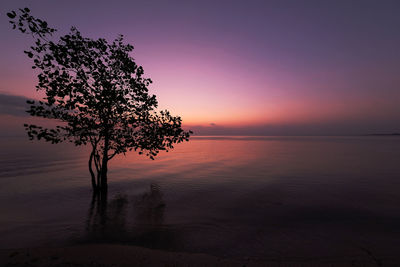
[0,92,31,117]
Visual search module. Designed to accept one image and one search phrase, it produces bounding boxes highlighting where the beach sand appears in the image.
[0,244,393,266]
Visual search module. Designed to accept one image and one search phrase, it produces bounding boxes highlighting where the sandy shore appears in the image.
[0,243,395,266]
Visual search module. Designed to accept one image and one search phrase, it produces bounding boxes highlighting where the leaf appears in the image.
[24,51,33,58]
[24,7,30,12]
[7,12,16,19]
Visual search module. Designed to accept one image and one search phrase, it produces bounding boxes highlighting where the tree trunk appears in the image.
[88,150,97,191]
[100,158,108,192]
[100,132,109,192]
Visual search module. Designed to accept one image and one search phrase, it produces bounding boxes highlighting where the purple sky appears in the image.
[1,0,399,135]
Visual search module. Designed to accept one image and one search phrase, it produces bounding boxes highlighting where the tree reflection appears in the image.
[132,183,165,226]
[86,190,129,241]
[85,183,166,243]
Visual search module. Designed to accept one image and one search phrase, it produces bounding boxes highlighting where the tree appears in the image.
[7,8,191,192]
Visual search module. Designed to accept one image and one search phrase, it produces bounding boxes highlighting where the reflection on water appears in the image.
[86,191,127,241]
[85,184,175,249]
[1,136,400,260]
[133,183,165,226]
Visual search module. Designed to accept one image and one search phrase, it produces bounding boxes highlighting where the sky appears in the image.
[0,0,399,135]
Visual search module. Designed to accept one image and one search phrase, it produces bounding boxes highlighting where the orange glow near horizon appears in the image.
[1,0,400,136]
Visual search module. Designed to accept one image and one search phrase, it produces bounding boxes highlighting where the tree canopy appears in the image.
[7,8,191,191]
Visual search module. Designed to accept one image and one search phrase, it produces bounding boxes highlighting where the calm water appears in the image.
[1,136,400,260]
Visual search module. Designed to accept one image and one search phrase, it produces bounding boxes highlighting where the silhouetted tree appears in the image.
[7,8,191,192]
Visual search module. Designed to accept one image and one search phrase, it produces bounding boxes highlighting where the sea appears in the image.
[0,136,399,261]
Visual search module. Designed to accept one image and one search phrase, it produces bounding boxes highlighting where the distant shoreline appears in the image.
[190,133,400,137]
[189,134,400,139]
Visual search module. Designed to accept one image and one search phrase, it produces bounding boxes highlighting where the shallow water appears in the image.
[1,136,400,260]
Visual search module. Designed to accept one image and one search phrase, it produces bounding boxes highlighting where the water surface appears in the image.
[1,136,399,260]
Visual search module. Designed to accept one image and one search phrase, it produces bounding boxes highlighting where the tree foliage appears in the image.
[8,8,191,191]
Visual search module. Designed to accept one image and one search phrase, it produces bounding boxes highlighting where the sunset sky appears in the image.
[1,0,399,135]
